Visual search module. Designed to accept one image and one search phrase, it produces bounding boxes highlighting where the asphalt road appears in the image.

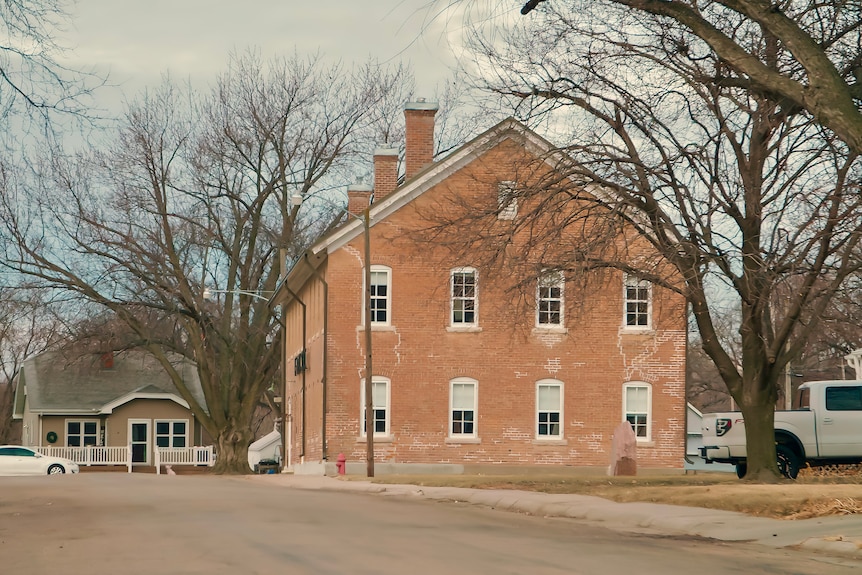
[0,474,858,574]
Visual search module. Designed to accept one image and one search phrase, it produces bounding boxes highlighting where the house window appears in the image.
[155,420,188,448]
[66,420,99,447]
[624,275,651,329]
[361,377,390,437]
[498,181,518,220]
[367,265,391,325]
[537,270,564,327]
[450,378,478,437]
[451,267,478,326]
[536,380,563,438]
[623,382,651,441]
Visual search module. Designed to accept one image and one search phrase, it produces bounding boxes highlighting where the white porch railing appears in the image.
[32,445,216,474]
[154,446,216,474]
[34,445,131,467]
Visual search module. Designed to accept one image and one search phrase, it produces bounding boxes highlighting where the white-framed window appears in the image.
[155,420,188,448]
[66,419,99,447]
[365,265,391,326]
[360,377,390,437]
[537,270,564,327]
[450,378,478,438]
[536,380,563,438]
[497,180,518,220]
[624,275,651,329]
[451,267,478,326]
[623,382,651,441]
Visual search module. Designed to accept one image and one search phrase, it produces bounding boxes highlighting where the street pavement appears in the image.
[250,473,862,562]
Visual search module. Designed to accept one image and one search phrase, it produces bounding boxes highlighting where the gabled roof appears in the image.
[277,117,565,299]
[15,350,207,416]
[311,117,562,256]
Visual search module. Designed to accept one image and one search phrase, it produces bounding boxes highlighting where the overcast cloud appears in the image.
[60,0,476,110]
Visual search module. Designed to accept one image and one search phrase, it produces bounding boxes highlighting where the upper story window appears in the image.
[624,275,651,329]
[623,382,651,442]
[368,265,391,325]
[361,377,391,437]
[537,270,564,327]
[451,267,478,327]
[497,181,518,220]
[450,378,478,438]
[536,380,563,439]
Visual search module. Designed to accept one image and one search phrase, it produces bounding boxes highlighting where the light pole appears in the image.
[202,288,272,302]
[291,193,375,477]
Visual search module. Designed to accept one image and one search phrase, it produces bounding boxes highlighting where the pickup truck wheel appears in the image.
[735,462,747,479]
[776,445,800,479]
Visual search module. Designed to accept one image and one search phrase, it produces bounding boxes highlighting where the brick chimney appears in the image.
[404,100,438,180]
[373,147,399,201]
[347,184,373,216]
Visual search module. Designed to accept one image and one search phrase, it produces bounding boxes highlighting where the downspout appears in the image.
[304,252,329,461]
[285,285,307,460]
[684,301,694,466]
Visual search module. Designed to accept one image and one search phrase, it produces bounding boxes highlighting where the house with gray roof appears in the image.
[12,350,209,466]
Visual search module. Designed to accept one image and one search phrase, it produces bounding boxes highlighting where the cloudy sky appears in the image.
[59,0,494,109]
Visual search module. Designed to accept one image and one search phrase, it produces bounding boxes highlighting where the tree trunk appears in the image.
[213,426,255,474]
[737,394,781,482]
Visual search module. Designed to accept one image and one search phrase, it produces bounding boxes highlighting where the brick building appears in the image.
[275,101,687,474]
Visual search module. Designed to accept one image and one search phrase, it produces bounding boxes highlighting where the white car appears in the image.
[0,445,80,476]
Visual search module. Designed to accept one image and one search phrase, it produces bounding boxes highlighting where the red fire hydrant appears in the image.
[336,453,346,475]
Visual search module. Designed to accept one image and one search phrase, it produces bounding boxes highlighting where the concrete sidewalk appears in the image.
[250,473,862,562]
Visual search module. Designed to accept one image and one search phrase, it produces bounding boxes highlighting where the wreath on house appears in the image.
[46,431,58,444]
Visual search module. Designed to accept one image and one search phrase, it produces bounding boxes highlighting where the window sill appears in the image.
[621,327,655,335]
[635,440,655,447]
[532,438,568,446]
[532,326,567,335]
[357,435,393,444]
[369,324,396,332]
[446,326,482,333]
[445,437,481,444]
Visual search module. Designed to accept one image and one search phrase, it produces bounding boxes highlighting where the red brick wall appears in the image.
[295,137,687,470]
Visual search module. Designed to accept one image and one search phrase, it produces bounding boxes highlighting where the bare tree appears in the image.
[0,0,103,139]
[511,1,862,154]
[0,286,64,443]
[455,5,862,480]
[0,52,413,473]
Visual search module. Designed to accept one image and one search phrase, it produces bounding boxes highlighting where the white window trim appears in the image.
[449,377,478,439]
[536,270,565,328]
[154,419,189,449]
[623,382,652,443]
[65,418,100,447]
[623,274,652,331]
[360,376,391,438]
[497,181,518,220]
[535,379,563,440]
[450,267,478,328]
[362,265,392,327]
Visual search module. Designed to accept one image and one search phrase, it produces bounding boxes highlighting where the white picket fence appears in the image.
[33,445,215,473]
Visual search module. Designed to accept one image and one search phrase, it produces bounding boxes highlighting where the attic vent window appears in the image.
[498,181,518,220]
[100,352,114,369]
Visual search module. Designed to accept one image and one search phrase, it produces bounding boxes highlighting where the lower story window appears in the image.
[155,420,188,448]
[361,377,390,436]
[66,420,99,447]
[450,378,477,437]
[537,381,563,438]
[624,383,651,441]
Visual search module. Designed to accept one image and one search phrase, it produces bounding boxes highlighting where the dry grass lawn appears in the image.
[359,470,862,519]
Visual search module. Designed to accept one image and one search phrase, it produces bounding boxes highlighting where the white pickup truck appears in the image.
[700,380,862,478]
